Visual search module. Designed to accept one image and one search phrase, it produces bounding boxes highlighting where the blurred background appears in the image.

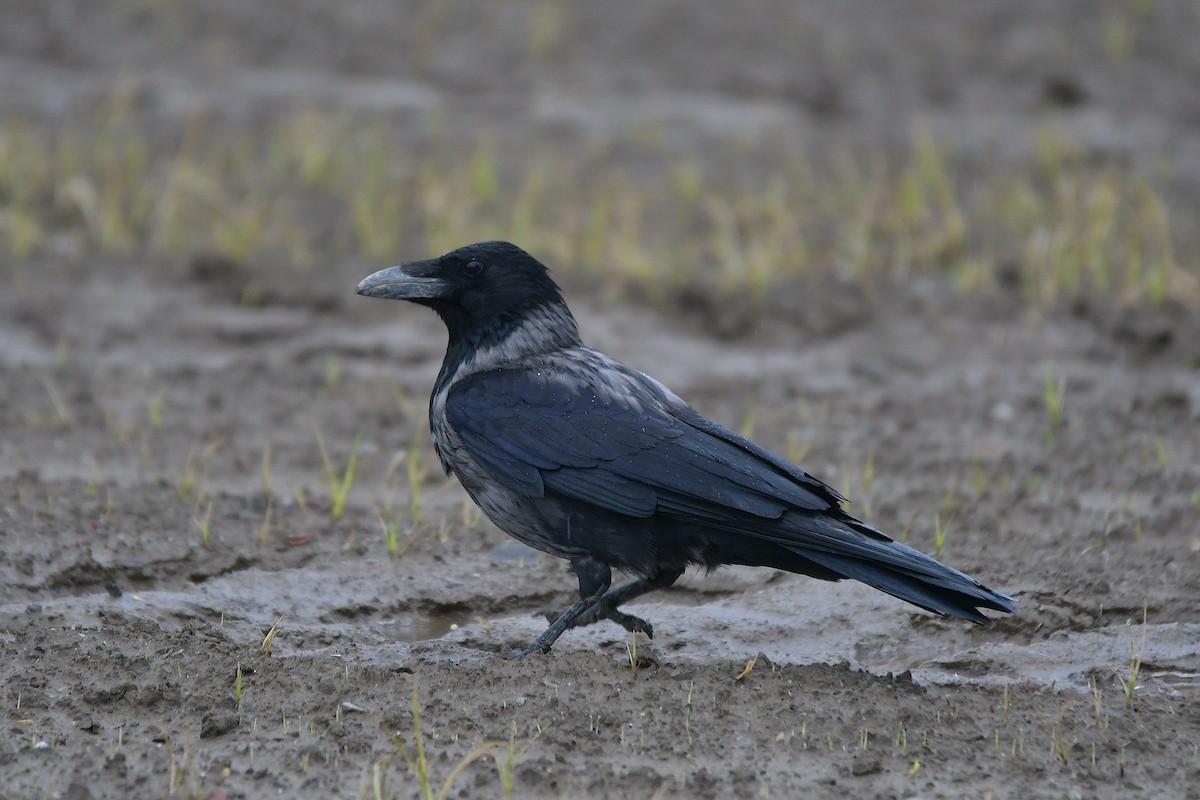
[2,0,1198,310]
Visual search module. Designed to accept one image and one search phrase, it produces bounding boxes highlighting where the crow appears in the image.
[357,241,1016,658]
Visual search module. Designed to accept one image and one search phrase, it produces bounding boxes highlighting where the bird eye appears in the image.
[463,259,483,278]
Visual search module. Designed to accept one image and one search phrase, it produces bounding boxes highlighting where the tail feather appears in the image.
[753,512,1017,623]
[680,502,1017,623]
[796,547,1015,623]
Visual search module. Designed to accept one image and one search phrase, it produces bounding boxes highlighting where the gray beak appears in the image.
[356,260,452,300]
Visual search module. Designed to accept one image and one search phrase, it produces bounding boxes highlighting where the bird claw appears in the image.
[538,604,654,638]
[502,644,534,659]
[608,611,654,639]
[513,601,655,659]
[502,639,554,659]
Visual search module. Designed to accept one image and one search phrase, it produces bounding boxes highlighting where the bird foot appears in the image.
[502,643,546,660]
[606,610,654,639]
[536,604,654,638]
[505,610,654,659]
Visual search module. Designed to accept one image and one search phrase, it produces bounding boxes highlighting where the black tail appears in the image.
[744,512,1017,623]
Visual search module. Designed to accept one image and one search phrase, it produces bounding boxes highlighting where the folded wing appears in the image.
[445,359,1015,621]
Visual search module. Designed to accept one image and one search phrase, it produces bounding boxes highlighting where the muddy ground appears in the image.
[3,2,1200,799]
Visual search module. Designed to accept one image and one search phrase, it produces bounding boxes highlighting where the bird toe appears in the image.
[607,610,654,639]
[502,642,546,659]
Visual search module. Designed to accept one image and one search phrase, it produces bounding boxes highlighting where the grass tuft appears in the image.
[2,101,1196,311]
[379,677,501,800]
[37,375,75,429]
[1115,603,1148,707]
[933,514,950,559]
[1043,362,1067,445]
[261,615,283,657]
[195,498,214,545]
[315,426,362,522]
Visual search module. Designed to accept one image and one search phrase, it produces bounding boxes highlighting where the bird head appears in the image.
[357,241,578,348]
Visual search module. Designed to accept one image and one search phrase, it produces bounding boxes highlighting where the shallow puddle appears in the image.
[376,615,460,642]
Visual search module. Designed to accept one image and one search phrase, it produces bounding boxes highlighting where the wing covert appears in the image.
[444,362,843,521]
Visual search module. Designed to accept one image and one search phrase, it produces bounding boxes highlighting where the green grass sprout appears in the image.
[37,374,75,429]
[933,514,950,559]
[195,498,214,544]
[3,103,1196,310]
[387,677,501,800]
[1043,362,1067,444]
[315,426,362,521]
[1115,603,1149,707]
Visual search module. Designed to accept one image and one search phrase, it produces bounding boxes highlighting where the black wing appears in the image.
[445,359,1016,622]
[444,362,843,520]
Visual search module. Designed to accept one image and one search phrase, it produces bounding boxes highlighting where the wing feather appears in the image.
[444,359,1015,619]
[444,362,841,520]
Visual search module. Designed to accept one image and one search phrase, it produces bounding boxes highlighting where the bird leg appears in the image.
[535,567,686,644]
[503,556,611,659]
